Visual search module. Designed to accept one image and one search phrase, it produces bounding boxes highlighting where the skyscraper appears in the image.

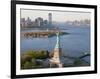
[48,13,52,26]
[20,18,25,28]
[35,17,43,27]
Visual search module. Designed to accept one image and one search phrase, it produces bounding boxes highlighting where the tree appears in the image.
[23,61,32,69]
[74,58,83,66]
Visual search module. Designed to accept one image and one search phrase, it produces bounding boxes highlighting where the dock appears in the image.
[21,30,68,38]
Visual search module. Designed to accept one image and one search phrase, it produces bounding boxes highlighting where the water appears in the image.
[21,26,90,63]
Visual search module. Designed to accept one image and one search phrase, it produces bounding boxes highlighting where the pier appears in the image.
[22,30,68,38]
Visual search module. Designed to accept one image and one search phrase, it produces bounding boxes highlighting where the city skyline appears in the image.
[21,9,91,22]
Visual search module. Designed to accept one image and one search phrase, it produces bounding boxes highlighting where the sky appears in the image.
[21,9,91,22]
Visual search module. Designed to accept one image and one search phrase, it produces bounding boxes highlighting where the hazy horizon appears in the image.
[21,9,91,22]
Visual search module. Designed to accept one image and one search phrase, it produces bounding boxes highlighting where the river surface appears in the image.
[21,26,90,63]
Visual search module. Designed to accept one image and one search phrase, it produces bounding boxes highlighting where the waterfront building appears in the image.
[25,17,32,27]
[48,13,52,26]
[35,17,44,27]
[43,20,48,26]
[20,18,25,28]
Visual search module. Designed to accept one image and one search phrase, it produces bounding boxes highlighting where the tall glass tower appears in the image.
[48,13,52,26]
